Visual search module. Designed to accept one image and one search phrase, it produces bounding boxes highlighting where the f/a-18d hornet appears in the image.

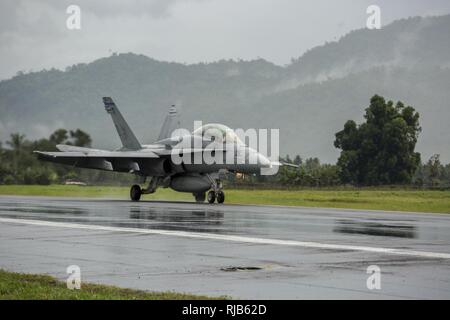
[36,97,294,203]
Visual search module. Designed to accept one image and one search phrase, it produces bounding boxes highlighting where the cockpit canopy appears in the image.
[193,123,243,145]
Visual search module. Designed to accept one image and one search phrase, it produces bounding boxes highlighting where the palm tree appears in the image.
[6,133,26,175]
[6,133,26,151]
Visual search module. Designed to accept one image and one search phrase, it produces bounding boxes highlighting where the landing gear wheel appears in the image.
[216,191,225,204]
[207,190,216,204]
[130,185,142,201]
[194,192,206,203]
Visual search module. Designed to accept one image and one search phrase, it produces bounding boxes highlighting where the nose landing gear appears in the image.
[129,177,161,201]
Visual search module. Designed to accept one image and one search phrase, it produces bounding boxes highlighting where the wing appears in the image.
[35,148,159,173]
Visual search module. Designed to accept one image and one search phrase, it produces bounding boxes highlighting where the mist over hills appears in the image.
[1,15,449,163]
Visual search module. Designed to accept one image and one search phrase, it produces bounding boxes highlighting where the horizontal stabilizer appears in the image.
[56,144,103,152]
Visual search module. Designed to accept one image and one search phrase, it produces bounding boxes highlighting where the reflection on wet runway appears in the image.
[333,220,417,238]
[0,201,87,215]
[0,198,235,234]
[0,196,449,243]
[129,207,224,232]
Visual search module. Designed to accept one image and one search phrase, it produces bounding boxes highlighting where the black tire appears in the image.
[207,190,216,204]
[216,191,225,204]
[130,185,142,201]
[194,192,206,203]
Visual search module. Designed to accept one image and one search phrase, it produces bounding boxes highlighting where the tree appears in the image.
[426,154,442,186]
[0,128,96,185]
[6,133,28,178]
[49,129,69,145]
[48,128,91,147]
[293,155,302,166]
[418,154,447,187]
[334,95,421,185]
[69,129,92,147]
[275,156,341,187]
[6,133,26,151]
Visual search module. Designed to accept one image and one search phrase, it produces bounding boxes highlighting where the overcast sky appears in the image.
[1,0,449,80]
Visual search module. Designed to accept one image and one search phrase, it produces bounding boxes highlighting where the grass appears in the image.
[227,188,450,213]
[0,185,449,214]
[0,269,222,300]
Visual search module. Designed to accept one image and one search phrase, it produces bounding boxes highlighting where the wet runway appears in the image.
[0,195,450,299]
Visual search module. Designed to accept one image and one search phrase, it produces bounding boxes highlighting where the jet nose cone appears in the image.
[257,153,271,167]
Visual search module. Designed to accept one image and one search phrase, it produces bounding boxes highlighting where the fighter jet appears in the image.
[35,97,292,203]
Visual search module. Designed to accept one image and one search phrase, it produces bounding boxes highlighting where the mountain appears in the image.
[1,15,449,163]
[286,15,450,85]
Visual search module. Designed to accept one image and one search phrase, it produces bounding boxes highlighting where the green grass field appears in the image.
[0,185,449,213]
[0,269,222,300]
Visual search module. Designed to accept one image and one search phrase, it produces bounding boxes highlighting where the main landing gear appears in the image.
[194,192,206,203]
[130,184,142,201]
[192,176,225,204]
[207,190,225,204]
[204,175,225,204]
[193,190,224,204]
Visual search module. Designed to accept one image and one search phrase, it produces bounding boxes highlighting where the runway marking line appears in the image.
[1,217,450,259]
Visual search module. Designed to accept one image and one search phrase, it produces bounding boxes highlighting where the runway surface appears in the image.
[0,195,450,299]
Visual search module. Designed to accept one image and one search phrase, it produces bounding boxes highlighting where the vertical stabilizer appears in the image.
[157,104,180,141]
[103,97,142,150]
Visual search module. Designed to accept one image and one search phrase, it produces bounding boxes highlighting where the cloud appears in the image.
[0,0,449,80]
[0,0,204,41]
[0,1,62,40]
